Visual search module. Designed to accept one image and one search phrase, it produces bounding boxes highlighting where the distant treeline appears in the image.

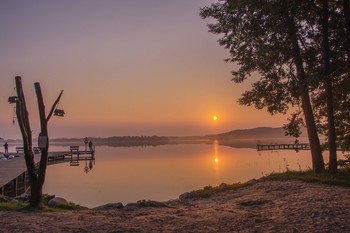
[51,135,169,147]
[4,127,301,148]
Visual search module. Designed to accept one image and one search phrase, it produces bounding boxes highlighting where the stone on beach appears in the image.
[48,197,67,207]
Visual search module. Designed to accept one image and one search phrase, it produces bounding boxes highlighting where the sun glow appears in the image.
[214,157,219,163]
[213,115,218,121]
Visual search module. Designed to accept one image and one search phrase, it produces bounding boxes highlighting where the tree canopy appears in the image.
[200,0,350,172]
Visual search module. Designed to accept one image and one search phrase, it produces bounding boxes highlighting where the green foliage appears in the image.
[0,197,28,211]
[312,79,350,152]
[283,111,305,138]
[0,195,86,212]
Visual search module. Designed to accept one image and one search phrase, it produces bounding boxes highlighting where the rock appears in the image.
[48,197,67,207]
[15,193,30,201]
[94,202,124,210]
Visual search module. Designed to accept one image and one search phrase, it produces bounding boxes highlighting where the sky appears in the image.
[0,0,288,139]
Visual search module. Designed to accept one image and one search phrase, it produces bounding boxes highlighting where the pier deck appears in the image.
[257,143,310,151]
[0,155,40,196]
[0,149,95,197]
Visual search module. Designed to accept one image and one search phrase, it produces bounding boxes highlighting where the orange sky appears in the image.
[0,1,288,139]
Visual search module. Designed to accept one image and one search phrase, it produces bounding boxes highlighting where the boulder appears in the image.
[48,197,67,207]
[15,193,30,202]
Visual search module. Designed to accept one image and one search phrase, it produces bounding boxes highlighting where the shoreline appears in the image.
[1,177,350,232]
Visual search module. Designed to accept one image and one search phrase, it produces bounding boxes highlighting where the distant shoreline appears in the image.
[1,127,307,149]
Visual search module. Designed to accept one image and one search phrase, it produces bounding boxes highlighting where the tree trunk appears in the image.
[33,83,49,205]
[14,76,40,207]
[343,0,350,63]
[14,77,63,207]
[321,0,337,173]
[299,84,325,173]
[286,14,325,173]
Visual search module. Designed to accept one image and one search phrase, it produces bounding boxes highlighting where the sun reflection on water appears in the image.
[212,140,221,184]
[213,139,220,166]
[214,157,219,163]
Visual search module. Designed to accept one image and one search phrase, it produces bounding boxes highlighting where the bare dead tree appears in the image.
[14,76,63,207]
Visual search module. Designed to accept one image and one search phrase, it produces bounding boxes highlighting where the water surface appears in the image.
[43,143,326,208]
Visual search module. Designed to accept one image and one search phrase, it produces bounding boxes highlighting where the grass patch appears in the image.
[264,166,350,187]
[0,195,87,212]
[0,200,28,211]
[23,202,86,212]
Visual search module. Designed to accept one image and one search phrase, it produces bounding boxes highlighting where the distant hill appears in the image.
[216,127,307,140]
[34,127,308,148]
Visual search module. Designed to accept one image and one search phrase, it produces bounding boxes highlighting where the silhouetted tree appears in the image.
[201,0,350,173]
[14,76,63,207]
[200,0,326,172]
[310,0,350,165]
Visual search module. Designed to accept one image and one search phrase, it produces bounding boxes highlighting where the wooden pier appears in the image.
[47,150,95,164]
[0,155,40,197]
[0,146,95,197]
[257,143,310,151]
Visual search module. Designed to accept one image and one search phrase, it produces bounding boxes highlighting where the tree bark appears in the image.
[286,14,325,173]
[34,83,63,205]
[321,0,337,173]
[343,0,350,63]
[14,76,39,207]
[34,83,48,204]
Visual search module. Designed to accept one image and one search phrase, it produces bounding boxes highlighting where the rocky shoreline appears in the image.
[1,178,350,232]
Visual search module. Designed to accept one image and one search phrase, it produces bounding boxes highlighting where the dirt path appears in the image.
[1,180,350,232]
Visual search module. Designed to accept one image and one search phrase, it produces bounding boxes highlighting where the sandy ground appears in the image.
[1,179,350,232]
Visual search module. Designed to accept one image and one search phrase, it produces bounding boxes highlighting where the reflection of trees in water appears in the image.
[96,136,169,147]
[50,135,305,150]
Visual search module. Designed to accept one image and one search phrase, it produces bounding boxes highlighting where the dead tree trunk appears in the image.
[34,83,63,203]
[14,76,63,207]
[14,76,39,206]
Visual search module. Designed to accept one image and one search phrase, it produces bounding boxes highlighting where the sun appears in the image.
[214,157,219,163]
[213,115,218,121]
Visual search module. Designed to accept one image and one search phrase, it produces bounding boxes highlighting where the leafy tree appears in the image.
[201,0,350,173]
[200,0,326,172]
[310,0,350,166]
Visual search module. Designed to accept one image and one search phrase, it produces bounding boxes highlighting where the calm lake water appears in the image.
[42,142,329,208]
